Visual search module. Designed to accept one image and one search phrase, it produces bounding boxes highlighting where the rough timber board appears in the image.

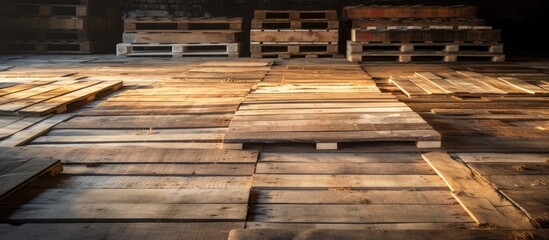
[422,152,533,229]
[229,229,549,240]
[250,30,338,43]
[0,203,247,222]
[0,222,243,240]
[1,188,250,204]
[0,114,73,147]
[5,147,258,164]
[0,158,62,200]
[123,17,243,31]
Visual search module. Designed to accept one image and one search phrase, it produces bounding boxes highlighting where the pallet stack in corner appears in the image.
[251,10,339,58]
[0,0,120,54]
[343,5,505,63]
[117,17,242,58]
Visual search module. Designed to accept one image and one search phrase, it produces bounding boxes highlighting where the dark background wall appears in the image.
[122,0,549,55]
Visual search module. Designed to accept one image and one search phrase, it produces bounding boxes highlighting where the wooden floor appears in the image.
[0,55,547,240]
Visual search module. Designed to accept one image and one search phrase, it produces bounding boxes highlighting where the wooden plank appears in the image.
[2,188,249,204]
[244,222,478,230]
[422,152,533,229]
[456,153,548,163]
[229,229,549,240]
[19,81,122,116]
[0,116,48,140]
[55,114,233,129]
[27,175,252,189]
[498,77,549,94]
[415,72,464,93]
[251,190,457,204]
[0,114,74,147]
[0,158,62,199]
[468,163,549,176]
[224,130,441,143]
[249,204,472,223]
[456,71,524,94]
[251,174,446,189]
[0,157,27,175]
[2,147,258,164]
[0,223,243,240]
[62,163,255,176]
[0,83,66,105]
[407,76,448,95]
[199,60,272,67]
[255,162,434,175]
[389,76,428,97]
[0,81,54,97]
[1,203,247,222]
[260,153,424,163]
[32,128,225,144]
[0,81,99,113]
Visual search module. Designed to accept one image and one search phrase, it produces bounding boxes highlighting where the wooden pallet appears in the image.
[2,4,119,17]
[116,43,240,57]
[251,42,338,55]
[251,19,339,30]
[389,72,549,97]
[0,155,63,200]
[0,41,115,54]
[347,41,503,53]
[224,84,441,150]
[343,5,478,20]
[124,17,243,32]
[250,29,338,43]
[351,29,501,43]
[0,80,122,116]
[348,52,505,63]
[351,18,486,28]
[122,31,240,44]
[254,10,337,20]
[1,17,120,30]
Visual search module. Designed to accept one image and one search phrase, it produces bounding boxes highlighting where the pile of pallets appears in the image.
[250,10,339,58]
[0,0,120,53]
[343,5,505,62]
[117,17,242,58]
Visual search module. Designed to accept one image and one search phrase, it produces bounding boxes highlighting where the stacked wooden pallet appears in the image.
[117,17,242,57]
[251,10,339,58]
[343,5,505,62]
[0,0,120,53]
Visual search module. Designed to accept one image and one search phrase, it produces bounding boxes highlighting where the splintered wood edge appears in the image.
[416,141,441,149]
[224,143,244,150]
[316,143,337,150]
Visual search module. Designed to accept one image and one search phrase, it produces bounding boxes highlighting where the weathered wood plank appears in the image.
[1,147,258,163]
[1,203,247,222]
[229,229,549,240]
[456,153,548,163]
[0,222,243,240]
[1,188,249,204]
[27,175,252,189]
[249,204,472,223]
[255,162,434,175]
[251,174,446,189]
[251,190,457,204]
[422,152,533,229]
[62,163,255,176]
[0,114,73,147]
[259,153,424,163]
[0,158,62,199]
